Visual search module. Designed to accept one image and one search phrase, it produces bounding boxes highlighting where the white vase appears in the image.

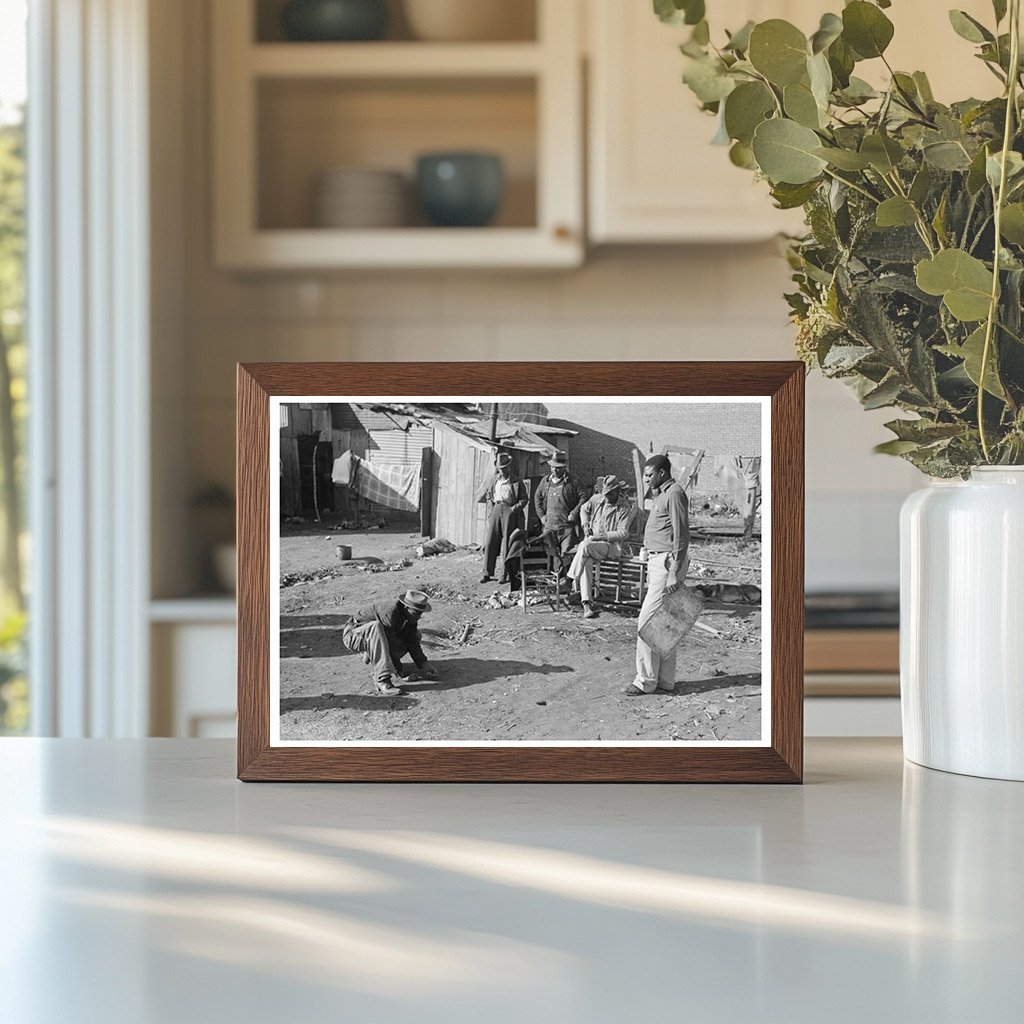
[900,467,1024,780]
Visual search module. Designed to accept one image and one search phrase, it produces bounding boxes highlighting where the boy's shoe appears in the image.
[375,680,403,696]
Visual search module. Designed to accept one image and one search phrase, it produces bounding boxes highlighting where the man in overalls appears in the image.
[533,450,583,583]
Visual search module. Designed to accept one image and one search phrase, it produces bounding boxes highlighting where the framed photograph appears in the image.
[237,362,803,782]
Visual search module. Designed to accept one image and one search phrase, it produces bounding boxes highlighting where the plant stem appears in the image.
[822,167,880,205]
[884,171,939,254]
[979,0,1021,462]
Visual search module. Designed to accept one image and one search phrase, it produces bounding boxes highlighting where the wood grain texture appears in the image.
[236,361,805,783]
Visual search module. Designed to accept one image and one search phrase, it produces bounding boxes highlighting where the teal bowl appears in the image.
[415,153,505,228]
[281,0,388,41]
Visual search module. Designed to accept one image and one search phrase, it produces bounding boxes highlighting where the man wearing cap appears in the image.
[475,450,529,584]
[626,454,690,696]
[533,450,583,580]
[342,590,439,696]
[568,476,639,618]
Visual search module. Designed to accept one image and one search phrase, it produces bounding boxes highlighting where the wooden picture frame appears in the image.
[237,362,804,782]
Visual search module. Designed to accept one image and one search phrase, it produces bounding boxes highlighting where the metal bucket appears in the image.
[336,543,352,561]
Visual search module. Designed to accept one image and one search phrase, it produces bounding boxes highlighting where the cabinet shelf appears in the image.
[218,226,580,270]
[212,0,582,269]
[249,42,544,78]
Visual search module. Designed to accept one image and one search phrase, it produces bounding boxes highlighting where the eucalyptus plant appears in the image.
[657,0,1024,475]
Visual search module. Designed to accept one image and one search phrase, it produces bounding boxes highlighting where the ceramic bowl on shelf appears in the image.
[403,0,534,41]
[315,167,408,228]
[414,152,504,227]
[280,0,388,42]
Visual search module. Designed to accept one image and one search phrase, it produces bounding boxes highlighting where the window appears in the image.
[0,0,28,734]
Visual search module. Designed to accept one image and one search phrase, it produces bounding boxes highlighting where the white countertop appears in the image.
[1,738,1021,1023]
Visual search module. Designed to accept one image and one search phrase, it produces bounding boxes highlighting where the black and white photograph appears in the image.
[270,396,769,746]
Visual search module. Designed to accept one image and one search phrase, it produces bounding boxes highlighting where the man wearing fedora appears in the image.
[568,475,639,618]
[342,589,439,696]
[533,450,583,581]
[475,450,529,584]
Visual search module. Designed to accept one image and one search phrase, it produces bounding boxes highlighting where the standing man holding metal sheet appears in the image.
[625,454,690,696]
[533,450,583,583]
[476,451,529,584]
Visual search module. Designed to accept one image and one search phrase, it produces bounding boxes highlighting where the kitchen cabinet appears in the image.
[587,0,811,243]
[211,0,583,269]
[586,0,999,244]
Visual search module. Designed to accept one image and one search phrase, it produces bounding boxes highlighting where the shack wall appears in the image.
[432,425,494,546]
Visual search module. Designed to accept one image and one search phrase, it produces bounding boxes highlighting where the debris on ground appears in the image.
[416,537,458,558]
[695,582,761,605]
[281,566,345,588]
[357,558,412,574]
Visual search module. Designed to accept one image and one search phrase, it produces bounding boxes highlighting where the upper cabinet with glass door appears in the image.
[586,0,999,244]
[212,0,584,269]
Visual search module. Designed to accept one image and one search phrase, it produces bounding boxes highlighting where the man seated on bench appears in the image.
[568,475,639,619]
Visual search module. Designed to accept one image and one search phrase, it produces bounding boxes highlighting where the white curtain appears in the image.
[28,0,150,736]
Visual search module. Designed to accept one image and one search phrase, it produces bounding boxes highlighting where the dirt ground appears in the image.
[278,512,762,743]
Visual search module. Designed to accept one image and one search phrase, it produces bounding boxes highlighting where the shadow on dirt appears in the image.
[401,657,575,693]
[280,692,418,714]
[280,614,352,659]
[674,671,760,697]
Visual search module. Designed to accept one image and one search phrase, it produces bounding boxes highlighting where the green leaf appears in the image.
[862,374,903,409]
[874,439,922,455]
[653,0,705,26]
[922,140,972,171]
[814,146,872,170]
[784,80,825,129]
[939,325,1006,398]
[876,196,918,228]
[860,133,904,173]
[842,1,895,59]
[723,81,775,144]
[691,19,710,45]
[986,150,1024,191]
[932,190,950,246]
[909,164,933,205]
[748,20,809,86]
[810,12,843,54]
[837,76,879,104]
[913,71,935,104]
[808,51,833,108]
[724,20,755,53]
[993,0,1008,24]
[915,249,994,321]
[729,140,757,169]
[891,72,922,110]
[827,36,856,89]
[751,118,828,184]
[770,180,820,209]
[948,10,994,44]
[967,144,991,194]
[884,418,963,443]
[1000,203,1024,244]
[682,57,736,104]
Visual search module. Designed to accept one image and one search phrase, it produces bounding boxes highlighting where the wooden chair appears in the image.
[593,555,648,608]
